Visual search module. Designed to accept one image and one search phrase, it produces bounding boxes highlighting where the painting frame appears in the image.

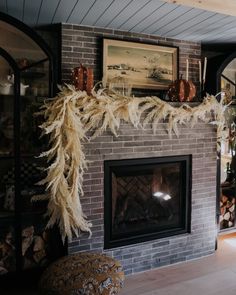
[103,38,178,91]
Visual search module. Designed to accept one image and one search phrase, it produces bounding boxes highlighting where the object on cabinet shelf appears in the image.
[6,74,29,95]
[225,162,235,184]
[0,82,12,95]
[222,83,232,104]
[167,75,196,102]
[3,185,14,211]
[0,77,29,96]
[0,115,14,155]
[17,58,30,69]
[20,83,29,96]
[0,226,16,274]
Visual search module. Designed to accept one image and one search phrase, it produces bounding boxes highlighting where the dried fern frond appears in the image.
[34,87,91,242]
[36,85,228,242]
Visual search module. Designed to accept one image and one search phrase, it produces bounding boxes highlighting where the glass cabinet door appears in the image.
[0,56,16,274]
[0,13,65,277]
[0,158,16,274]
[0,56,14,156]
[220,105,236,231]
[0,223,16,274]
[0,56,15,216]
[221,58,236,102]
[19,60,49,216]
[20,60,49,157]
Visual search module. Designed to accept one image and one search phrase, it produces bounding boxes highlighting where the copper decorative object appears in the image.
[72,64,94,95]
[168,75,196,102]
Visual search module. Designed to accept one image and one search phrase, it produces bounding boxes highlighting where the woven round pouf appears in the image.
[38,253,125,295]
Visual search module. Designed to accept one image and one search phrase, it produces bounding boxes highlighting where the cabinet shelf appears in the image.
[0,94,45,98]
[0,155,14,159]
[0,212,14,219]
[0,211,46,219]
[21,71,45,79]
[0,155,45,160]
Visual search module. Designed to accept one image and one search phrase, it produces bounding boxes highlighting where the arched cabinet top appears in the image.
[217,52,236,77]
[0,12,56,96]
[0,12,53,67]
[0,47,18,72]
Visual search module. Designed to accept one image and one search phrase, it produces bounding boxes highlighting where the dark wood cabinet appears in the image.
[0,13,65,279]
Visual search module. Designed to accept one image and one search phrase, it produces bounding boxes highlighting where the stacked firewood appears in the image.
[0,228,15,275]
[22,226,49,269]
[0,226,49,274]
[220,194,235,229]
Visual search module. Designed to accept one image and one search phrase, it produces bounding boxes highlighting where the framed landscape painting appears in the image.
[103,39,178,90]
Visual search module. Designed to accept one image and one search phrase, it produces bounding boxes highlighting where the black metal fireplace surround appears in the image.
[104,155,192,249]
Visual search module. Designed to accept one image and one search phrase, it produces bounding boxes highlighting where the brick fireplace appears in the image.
[67,120,217,275]
[59,24,217,275]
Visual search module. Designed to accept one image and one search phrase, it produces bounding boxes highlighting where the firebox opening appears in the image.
[104,155,192,249]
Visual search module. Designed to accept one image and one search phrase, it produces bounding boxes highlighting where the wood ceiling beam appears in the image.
[164,0,236,17]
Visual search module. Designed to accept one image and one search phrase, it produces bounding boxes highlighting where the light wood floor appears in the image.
[2,233,236,294]
[120,233,236,295]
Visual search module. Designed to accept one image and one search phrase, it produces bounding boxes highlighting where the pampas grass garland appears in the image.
[36,85,227,242]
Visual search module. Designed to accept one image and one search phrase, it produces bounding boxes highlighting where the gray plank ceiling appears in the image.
[1,0,236,43]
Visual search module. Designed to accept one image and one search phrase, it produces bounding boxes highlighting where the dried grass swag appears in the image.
[35,85,226,242]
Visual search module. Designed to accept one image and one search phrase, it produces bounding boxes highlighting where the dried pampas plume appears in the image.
[34,85,91,242]
[35,85,227,242]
